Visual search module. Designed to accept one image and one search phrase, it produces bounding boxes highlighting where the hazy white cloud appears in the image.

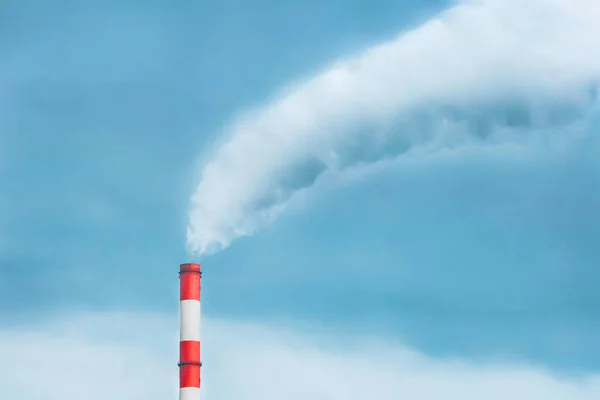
[0,313,177,400]
[187,0,600,255]
[1,312,599,400]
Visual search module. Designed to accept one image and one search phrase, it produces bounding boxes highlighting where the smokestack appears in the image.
[179,263,202,400]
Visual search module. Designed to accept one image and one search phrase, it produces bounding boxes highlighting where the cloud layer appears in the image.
[1,312,599,400]
[187,0,600,255]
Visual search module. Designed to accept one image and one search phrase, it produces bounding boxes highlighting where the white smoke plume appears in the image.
[187,0,600,255]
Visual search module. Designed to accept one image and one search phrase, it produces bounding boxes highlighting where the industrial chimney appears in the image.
[179,263,202,400]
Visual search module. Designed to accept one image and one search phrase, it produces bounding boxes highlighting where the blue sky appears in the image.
[1,0,600,399]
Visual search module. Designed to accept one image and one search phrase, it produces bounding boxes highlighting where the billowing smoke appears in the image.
[187,0,600,256]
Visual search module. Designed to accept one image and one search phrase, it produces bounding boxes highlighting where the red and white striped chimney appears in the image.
[179,263,202,400]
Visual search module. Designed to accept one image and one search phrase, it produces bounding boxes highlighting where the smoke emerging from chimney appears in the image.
[187,0,600,256]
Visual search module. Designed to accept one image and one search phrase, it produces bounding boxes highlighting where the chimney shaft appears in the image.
[179,263,202,400]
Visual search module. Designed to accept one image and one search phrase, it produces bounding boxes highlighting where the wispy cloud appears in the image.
[2,312,599,400]
[187,0,600,255]
[0,313,176,400]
